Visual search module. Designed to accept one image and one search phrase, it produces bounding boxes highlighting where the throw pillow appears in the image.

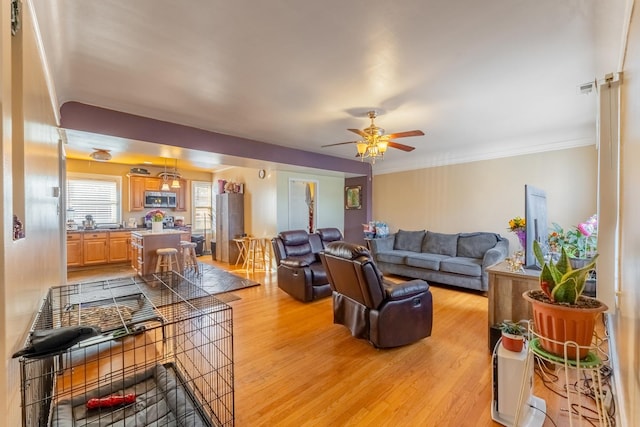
[422,231,459,256]
[394,229,426,252]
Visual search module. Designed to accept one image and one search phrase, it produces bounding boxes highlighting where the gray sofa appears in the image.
[368,230,509,292]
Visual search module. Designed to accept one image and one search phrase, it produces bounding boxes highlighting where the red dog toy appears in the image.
[86,393,136,409]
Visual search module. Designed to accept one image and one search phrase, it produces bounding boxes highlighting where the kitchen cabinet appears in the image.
[216,193,244,263]
[144,177,162,191]
[66,232,83,267]
[129,176,146,211]
[109,231,131,262]
[175,179,188,211]
[83,231,109,265]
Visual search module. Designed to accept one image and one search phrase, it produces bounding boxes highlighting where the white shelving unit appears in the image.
[515,323,610,427]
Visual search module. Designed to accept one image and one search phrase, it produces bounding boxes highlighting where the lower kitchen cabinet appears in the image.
[109,231,131,262]
[66,232,83,267]
[83,232,109,265]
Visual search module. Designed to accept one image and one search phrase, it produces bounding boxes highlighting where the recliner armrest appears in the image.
[383,279,430,300]
[281,259,310,268]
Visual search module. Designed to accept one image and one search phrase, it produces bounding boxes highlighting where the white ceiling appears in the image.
[30,0,626,175]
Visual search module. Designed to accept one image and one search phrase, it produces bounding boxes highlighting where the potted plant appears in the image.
[145,209,165,233]
[548,214,598,268]
[522,240,607,360]
[499,321,526,352]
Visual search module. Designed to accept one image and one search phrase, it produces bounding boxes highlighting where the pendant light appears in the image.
[161,158,170,191]
[170,158,181,189]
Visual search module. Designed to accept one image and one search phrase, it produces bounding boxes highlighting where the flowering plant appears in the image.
[507,216,526,248]
[548,214,597,258]
[145,209,165,222]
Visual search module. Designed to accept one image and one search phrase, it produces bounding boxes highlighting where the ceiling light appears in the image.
[89,148,112,161]
[170,159,181,189]
[161,158,170,191]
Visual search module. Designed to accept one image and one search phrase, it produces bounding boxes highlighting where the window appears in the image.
[192,181,213,234]
[67,173,121,224]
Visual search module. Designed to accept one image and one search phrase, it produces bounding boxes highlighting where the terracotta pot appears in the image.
[522,291,607,359]
[501,332,524,352]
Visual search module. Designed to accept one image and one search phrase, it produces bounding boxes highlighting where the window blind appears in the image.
[67,174,121,224]
[192,181,212,233]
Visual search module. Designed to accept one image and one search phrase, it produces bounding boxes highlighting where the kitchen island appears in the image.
[131,230,191,276]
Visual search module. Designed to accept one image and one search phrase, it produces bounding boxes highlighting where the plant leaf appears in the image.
[551,277,579,303]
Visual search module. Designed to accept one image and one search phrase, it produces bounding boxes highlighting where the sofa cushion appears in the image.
[376,251,410,265]
[394,230,426,252]
[405,253,449,270]
[423,232,459,256]
[457,233,499,258]
[439,257,482,277]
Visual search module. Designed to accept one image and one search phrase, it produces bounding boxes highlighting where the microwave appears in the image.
[144,191,177,208]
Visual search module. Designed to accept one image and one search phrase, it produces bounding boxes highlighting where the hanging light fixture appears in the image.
[170,158,181,189]
[355,112,389,164]
[161,158,170,191]
[356,137,388,164]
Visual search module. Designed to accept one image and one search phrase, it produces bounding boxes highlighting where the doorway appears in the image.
[288,179,318,232]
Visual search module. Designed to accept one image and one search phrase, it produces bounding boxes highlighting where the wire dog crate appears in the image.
[18,272,234,426]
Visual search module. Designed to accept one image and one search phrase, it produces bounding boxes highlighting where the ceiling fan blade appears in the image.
[348,128,369,138]
[385,130,424,139]
[387,141,415,152]
[321,141,359,148]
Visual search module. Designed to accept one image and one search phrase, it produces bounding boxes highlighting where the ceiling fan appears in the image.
[322,111,424,163]
[89,148,112,161]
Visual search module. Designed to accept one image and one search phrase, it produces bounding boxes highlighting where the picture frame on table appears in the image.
[345,185,362,210]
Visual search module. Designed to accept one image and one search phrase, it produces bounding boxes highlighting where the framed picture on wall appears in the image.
[345,185,362,210]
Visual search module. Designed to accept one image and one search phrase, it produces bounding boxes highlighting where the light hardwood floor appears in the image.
[69,258,612,426]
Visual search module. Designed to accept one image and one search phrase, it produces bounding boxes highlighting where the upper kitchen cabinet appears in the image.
[129,176,146,211]
[175,179,187,211]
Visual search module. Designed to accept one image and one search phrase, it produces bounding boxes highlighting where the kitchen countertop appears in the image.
[67,227,191,233]
[131,229,188,236]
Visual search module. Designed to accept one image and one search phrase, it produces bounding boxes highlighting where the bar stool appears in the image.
[155,247,180,273]
[180,241,199,274]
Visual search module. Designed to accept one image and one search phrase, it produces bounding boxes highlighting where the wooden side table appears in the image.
[487,261,540,351]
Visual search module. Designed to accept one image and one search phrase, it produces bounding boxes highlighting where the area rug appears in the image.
[196,263,261,295]
[67,262,260,297]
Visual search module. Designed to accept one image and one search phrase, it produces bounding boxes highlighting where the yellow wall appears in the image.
[66,159,213,226]
[213,166,279,239]
[373,146,597,254]
[1,2,63,423]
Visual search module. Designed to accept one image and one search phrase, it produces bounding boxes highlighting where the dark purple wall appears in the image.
[60,102,371,176]
[60,101,372,237]
[344,174,372,245]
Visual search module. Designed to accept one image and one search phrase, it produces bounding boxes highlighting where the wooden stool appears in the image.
[155,247,180,273]
[180,241,199,274]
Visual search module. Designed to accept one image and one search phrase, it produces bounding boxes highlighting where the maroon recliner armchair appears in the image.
[271,230,332,302]
[319,241,433,348]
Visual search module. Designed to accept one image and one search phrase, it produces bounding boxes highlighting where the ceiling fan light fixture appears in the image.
[377,141,388,153]
[321,109,423,164]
